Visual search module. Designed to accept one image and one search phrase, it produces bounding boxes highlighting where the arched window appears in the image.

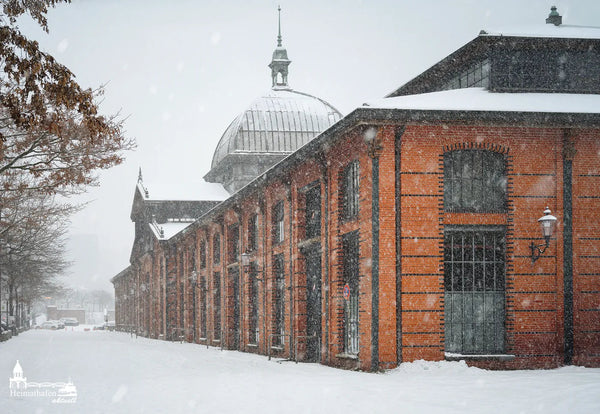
[341,160,360,220]
[443,150,507,213]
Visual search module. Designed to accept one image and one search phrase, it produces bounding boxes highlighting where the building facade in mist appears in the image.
[113,9,600,371]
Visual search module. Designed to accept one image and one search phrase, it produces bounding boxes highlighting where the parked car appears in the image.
[48,320,65,329]
[61,317,79,326]
[93,321,116,331]
[40,321,60,330]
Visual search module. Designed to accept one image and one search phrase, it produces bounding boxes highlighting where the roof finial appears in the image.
[269,6,291,89]
[138,167,143,183]
[277,5,282,47]
[546,6,562,26]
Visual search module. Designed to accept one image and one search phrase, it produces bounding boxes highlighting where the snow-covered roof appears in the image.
[367,88,600,114]
[480,24,600,40]
[143,179,229,202]
[149,221,194,241]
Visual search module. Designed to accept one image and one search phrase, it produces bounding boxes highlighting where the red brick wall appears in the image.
[115,120,600,371]
[397,124,600,369]
[572,131,600,366]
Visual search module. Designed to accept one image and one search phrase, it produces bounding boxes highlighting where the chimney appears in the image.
[546,6,562,26]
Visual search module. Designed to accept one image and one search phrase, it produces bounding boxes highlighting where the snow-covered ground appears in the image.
[1,328,599,414]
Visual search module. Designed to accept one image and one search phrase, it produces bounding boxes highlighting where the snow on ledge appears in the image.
[366,88,600,114]
[445,352,516,361]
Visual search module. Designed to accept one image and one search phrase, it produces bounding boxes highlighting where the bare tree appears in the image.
[0,189,72,326]
[0,0,134,196]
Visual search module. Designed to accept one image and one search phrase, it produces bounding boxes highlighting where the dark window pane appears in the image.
[342,161,359,220]
[443,150,507,212]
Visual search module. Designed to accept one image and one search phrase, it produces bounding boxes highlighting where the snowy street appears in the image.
[1,329,599,413]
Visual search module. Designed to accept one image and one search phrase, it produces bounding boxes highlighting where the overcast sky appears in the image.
[16,0,600,292]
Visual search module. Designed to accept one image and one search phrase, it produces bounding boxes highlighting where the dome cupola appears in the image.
[204,8,342,194]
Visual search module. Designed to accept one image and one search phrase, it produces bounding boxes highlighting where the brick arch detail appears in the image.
[443,142,510,155]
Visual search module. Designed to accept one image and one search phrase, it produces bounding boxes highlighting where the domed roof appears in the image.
[211,89,342,169]
[204,7,343,194]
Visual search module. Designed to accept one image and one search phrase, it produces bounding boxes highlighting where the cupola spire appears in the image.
[277,5,282,47]
[268,5,291,89]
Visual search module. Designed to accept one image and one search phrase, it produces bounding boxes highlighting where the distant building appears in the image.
[113,8,600,370]
[46,306,85,325]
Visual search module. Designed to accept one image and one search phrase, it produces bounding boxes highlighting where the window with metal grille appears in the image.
[342,231,360,355]
[249,263,259,344]
[342,161,360,220]
[228,224,239,264]
[444,150,507,213]
[213,233,221,264]
[199,275,207,338]
[213,272,221,340]
[444,227,506,354]
[305,185,321,239]
[248,214,258,252]
[273,254,285,346]
[272,201,285,244]
[200,240,206,269]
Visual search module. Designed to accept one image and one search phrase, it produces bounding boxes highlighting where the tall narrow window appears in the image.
[342,231,360,355]
[213,272,221,340]
[213,233,221,264]
[248,214,258,252]
[444,227,506,354]
[160,257,165,333]
[273,254,285,346]
[190,248,196,273]
[342,161,360,220]
[228,224,240,264]
[305,185,321,239]
[444,150,507,213]
[200,240,206,269]
[249,263,259,344]
[179,252,184,330]
[272,201,284,244]
[200,275,207,338]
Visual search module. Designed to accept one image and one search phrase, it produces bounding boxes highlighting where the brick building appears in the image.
[112,9,600,371]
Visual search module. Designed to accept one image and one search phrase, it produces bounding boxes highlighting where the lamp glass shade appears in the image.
[241,253,250,266]
[537,208,557,239]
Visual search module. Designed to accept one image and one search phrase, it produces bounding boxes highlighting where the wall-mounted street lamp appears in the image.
[530,207,558,263]
[241,252,251,275]
[363,126,382,158]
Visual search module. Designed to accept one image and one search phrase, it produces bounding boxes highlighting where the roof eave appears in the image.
[165,106,600,246]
